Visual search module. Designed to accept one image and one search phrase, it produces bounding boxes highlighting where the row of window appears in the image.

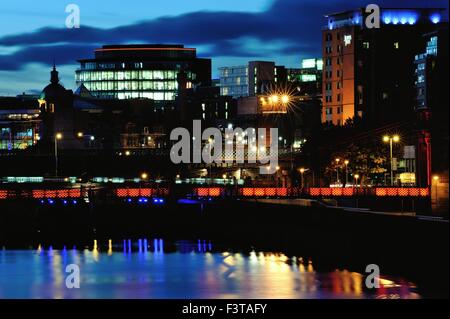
[325,57,343,66]
[325,106,343,115]
[76,70,193,82]
[221,86,249,96]
[82,62,180,71]
[325,82,343,90]
[220,67,248,77]
[82,81,178,91]
[325,32,345,42]
[99,92,177,100]
[325,94,341,103]
[325,44,343,54]
[324,70,343,79]
[220,76,249,85]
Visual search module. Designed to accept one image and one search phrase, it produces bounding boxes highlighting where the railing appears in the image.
[0,186,430,200]
[115,188,169,198]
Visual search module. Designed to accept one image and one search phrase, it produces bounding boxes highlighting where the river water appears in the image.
[0,240,419,299]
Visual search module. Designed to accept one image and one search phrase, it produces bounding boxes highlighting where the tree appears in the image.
[324,142,388,186]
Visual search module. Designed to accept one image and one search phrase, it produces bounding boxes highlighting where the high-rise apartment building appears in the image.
[322,8,445,126]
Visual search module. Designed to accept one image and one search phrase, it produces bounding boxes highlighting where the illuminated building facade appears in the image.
[0,95,40,150]
[288,58,323,96]
[76,44,211,102]
[219,61,287,98]
[322,8,445,126]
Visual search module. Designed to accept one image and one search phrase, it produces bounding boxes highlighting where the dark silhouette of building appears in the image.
[414,25,449,187]
[39,64,78,150]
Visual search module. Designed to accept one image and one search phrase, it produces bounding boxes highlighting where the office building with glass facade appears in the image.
[219,61,287,98]
[76,44,211,101]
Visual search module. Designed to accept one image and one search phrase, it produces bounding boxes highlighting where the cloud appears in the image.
[0,0,448,71]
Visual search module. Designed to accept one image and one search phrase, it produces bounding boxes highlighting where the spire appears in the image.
[50,61,59,84]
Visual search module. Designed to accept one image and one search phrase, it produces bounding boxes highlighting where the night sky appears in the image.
[0,0,448,95]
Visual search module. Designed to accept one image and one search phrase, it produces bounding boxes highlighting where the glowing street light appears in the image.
[141,173,148,180]
[433,175,439,206]
[354,174,360,187]
[335,158,340,184]
[77,132,84,138]
[54,133,63,177]
[344,160,349,186]
[271,95,279,103]
[300,167,306,187]
[281,95,289,104]
[383,135,400,186]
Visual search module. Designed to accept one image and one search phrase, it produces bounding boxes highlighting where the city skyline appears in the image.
[0,1,448,302]
[0,0,448,95]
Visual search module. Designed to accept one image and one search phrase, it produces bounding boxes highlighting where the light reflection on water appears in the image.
[0,240,419,299]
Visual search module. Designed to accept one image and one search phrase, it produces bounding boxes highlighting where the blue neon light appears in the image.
[382,11,419,26]
[152,198,165,204]
[430,14,441,24]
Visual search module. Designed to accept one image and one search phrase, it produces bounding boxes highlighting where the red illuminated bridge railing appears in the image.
[32,189,81,199]
[115,188,169,198]
[189,187,430,198]
[0,189,82,199]
[0,187,431,200]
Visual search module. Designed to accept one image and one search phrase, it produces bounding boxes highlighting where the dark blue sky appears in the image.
[0,0,448,95]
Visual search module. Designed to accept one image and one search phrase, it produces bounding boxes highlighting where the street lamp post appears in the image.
[208,138,213,184]
[300,168,305,188]
[276,166,280,187]
[354,174,360,187]
[335,158,340,185]
[383,135,400,186]
[433,175,439,207]
[344,160,349,187]
[54,133,62,177]
[354,173,360,208]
